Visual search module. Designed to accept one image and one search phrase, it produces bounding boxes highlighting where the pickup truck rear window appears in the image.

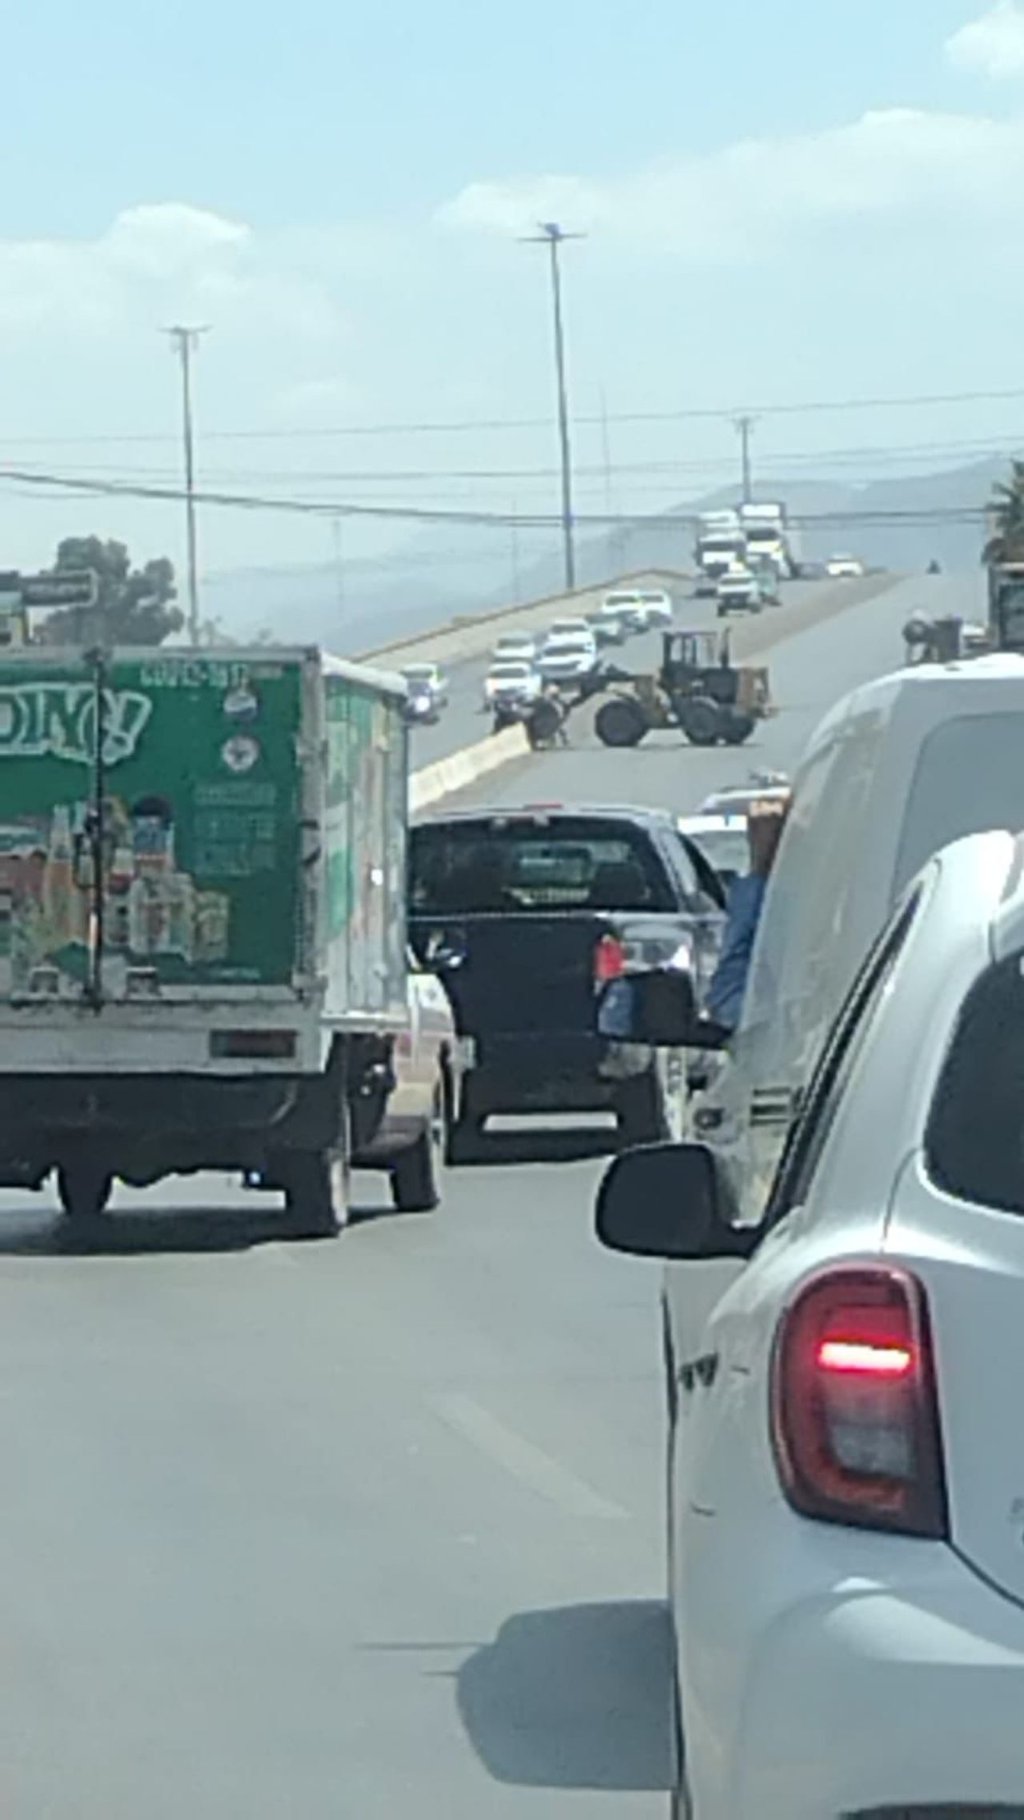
[927,951,1024,1216]
[410,818,675,915]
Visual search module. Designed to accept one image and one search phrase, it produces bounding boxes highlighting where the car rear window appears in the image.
[927,951,1024,1216]
[409,818,674,915]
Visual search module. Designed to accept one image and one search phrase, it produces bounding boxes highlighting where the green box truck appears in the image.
[0,643,409,1236]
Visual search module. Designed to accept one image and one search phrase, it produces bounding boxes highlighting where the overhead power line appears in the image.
[3,384,1024,448]
[0,463,991,532]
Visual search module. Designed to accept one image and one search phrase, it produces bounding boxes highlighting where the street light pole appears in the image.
[523,223,583,593]
[165,325,209,643]
[735,414,756,505]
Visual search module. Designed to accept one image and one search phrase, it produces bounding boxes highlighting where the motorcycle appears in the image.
[403,687,440,728]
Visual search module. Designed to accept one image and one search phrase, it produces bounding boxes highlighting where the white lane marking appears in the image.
[431,1392,628,1522]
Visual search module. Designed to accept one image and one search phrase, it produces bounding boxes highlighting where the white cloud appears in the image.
[439,107,1024,261]
[947,2,1024,78]
[0,204,347,346]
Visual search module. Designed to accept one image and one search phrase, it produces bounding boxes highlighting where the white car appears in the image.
[676,814,750,892]
[635,588,673,628]
[400,661,448,706]
[698,774,790,818]
[716,567,762,616]
[483,659,541,709]
[538,633,597,683]
[601,590,645,631]
[548,615,593,641]
[492,631,537,664]
[597,827,1024,1818]
[826,553,865,578]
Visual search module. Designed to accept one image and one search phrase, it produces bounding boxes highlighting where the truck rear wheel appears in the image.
[391,1084,444,1213]
[282,1151,349,1240]
[595,697,648,748]
[56,1163,113,1227]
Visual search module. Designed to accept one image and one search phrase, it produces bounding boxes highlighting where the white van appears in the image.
[701,653,1024,1217]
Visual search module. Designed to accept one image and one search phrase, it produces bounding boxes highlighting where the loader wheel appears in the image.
[595,697,648,748]
[674,694,722,747]
[721,711,755,746]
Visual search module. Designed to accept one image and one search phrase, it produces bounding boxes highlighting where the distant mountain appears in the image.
[200,455,1005,654]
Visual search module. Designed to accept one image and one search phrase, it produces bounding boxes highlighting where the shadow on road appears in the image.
[457,1600,675,1792]
[0,1200,385,1258]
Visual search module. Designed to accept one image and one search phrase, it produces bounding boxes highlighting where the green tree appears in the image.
[37,537,184,646]
[984,460,1024,565]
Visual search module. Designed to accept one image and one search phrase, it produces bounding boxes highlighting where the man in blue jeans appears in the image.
[707,794,791,1034]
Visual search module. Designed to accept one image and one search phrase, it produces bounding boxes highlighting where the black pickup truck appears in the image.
[408,805,726,1151]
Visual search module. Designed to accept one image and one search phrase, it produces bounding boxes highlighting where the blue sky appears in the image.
[0,0,995,231]
[0,0,1022,612]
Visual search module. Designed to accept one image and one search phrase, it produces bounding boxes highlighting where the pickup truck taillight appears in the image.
[594,934,627,985]
[770,1267,948,1539]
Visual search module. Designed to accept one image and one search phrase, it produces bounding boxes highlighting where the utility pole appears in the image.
[165,325,209,643]
[331,515,346,615]
[509,498,523,602]
[735,414,756,505]
[522,223,583,593]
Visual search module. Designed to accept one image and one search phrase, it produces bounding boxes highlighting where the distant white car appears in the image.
[635,588,673,628]
[825,553,865,578]
[601,590,645,631]
[698,773,790,818]
[538,634,597,683]
[716,567,762,616]
[677,813,750,892]
[483,659,541,709]
[548,616,593,641]
[401,661,448,706]
[596,827,1024,1818]
[493,631,538,664]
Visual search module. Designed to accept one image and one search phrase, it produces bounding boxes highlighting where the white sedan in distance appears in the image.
[635,587,673,628]
[492,630,538,664]
[596,827,1024,1819]
[825,552,866,578]
[538,632,597,684]
[676,813,750,893]
[482,659,541,710]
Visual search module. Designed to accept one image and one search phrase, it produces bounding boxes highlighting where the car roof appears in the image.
[416,802,679,829]
[678,813,750,834]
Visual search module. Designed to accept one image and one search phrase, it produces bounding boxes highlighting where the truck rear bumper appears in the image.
[466,1034,649,1116]
[0,1068,348,1188]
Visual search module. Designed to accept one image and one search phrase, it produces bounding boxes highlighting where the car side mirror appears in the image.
[423,930,466,973]
[595,1142,758,1261]
[596,968,730,1050]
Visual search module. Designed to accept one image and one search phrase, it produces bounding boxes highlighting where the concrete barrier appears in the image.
[409,723,529,815]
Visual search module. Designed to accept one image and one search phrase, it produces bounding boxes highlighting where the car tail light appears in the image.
[771,1267,948,1538]
[594,934,627,985]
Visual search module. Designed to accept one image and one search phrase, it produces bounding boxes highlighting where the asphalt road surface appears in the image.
[0,569,980,1819]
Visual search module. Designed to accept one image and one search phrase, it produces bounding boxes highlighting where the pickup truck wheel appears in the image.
[391,1085,444,1212]
[282,1151,348,1240]
[56,1164,113,1228]
[616,1070,669,1148]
